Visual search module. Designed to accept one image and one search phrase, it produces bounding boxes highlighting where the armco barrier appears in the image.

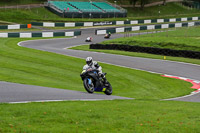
[31,21,113,27]
[31,16,200,27]
[90,44,200,59]
[96,21,200,35]
[0,31,81,38]
[0,24,31,30]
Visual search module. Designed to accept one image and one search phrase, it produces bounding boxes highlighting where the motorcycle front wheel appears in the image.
[104,82,112,95]
[83,78,94,94]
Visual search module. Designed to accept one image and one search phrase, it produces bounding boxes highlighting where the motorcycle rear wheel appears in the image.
[104,82,112,95]
[83,78,94,93]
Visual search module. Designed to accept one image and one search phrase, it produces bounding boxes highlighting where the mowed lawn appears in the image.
[0,37,198,132]
[70,44,200,65]
[0,38,193,99]
[71,26,200,65]
[101,26,200,52]
[1,100,200,132]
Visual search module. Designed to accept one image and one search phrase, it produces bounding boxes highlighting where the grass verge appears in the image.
[0,38,193,99]
[0,0,46,6]
[101,26,200,52]
[0,37,198,132]
[70,45,200,65]
[0,28,40,32]
[69,27,198,64]
[0,100,200,132]
[0,3,200,24]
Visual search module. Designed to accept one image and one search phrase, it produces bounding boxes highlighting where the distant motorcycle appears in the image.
[104,33,111,39]
[85,37,92,42]
[80,69,112,95]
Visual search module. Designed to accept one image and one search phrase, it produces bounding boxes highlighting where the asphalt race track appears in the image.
[0,81,131,103]
[1,28,200,103]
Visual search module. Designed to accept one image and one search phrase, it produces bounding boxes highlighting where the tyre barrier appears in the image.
[90,44,200,59]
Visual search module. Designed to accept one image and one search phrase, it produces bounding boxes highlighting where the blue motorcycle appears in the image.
[80,69,112,95]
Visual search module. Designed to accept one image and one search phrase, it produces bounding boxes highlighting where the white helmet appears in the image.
[86,57,93,66]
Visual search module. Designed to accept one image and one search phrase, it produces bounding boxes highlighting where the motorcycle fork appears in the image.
[88,78,92,85]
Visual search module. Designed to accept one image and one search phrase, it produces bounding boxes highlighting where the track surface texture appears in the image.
[0,81,131,103]
[1,28,200,103]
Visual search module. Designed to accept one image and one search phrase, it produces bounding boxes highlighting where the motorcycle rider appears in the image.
[105,32,111,38]
[83,57,108,84]
[108,32,111,37]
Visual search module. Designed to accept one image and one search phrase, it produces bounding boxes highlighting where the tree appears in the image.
[140,0,149,10]
[129,0,138,7]
[163,0,166,5]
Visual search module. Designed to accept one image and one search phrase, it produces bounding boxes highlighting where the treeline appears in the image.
[0,0,46,5]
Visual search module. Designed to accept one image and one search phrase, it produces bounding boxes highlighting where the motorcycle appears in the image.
[80,69,112,95]
[104,33,111,39]
[85,37,92,42]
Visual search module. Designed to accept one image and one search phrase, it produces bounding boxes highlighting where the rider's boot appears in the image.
[103,77,109,86]
[100,73,109,86]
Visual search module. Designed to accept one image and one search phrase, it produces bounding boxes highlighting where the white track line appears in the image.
[9,99,124,104]
[162,90,200,101]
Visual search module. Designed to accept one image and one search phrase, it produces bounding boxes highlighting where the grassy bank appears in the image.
[70,45,200,65]
[0,28,40,32]
[0,3,199,24]
[70,26,200,65]
[0,38,198,132]
[0,0,46,6]
[1,100,200,132]
[0,38,193,99]
[127,2,200,17]
[101,26,200,52]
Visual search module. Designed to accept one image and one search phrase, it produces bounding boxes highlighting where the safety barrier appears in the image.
[31,16,200,27]
[0,24,31,30]
[96,21,200,35]
[0,30,81,38]
[90,44,200,59]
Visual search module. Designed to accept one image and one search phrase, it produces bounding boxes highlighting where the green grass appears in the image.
[0,0,46,6]
[70,26,200,65]
[115,0,164,5]
[0,28,40,32]
[1,100,200,132]
[70,45,200,65]
[0,7,61,24]
[101,26,200,52]
[0,37,198,132]
[127,3,200,18]
[0,3,200,24]
[0,38,193,99]
[0,0,161,6]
